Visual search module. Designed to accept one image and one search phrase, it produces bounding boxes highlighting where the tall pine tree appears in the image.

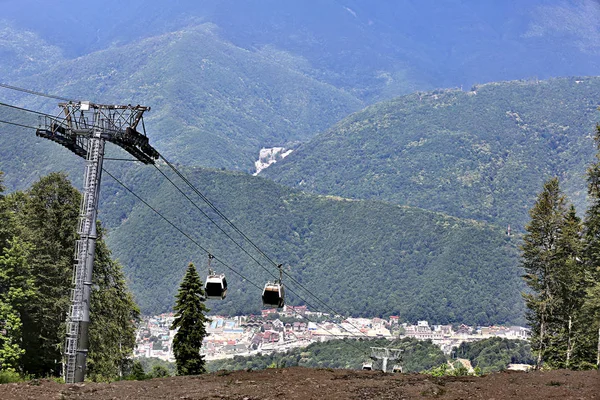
[171,263,209,376]
[0,172,141,378]
[0,238,34,371]
[0,171,11,253]
[546,205,586,368]
[18,173,80,376]
[582,125,600,368]
[521,177,569,369]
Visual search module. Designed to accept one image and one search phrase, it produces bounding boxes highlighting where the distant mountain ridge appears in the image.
[264,77,600,229]
[0,24,362,177]
[3,2,600,325]
[4,1,600,102]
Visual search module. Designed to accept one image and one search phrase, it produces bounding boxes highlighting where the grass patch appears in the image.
[0,370,24,384]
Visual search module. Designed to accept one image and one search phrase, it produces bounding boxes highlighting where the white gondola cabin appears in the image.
[392,364,403,373]
[205,273,227,300]
[362,362,373,371]
[262,281,285,308]
[262,264,285,308]
[204,254,227,300]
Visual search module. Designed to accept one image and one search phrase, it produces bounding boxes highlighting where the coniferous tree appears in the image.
[171,263,209,376]
[582,126,600,368]
[0,172,141,378]
[0,171,11,253]
[521,177,568,369]
[546,205,585,368]
[10,173,80,376]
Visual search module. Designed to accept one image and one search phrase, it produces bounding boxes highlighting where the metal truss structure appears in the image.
[370,347,403,373]
[36,101,158,383]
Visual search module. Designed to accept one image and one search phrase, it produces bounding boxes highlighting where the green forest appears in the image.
[0,172,138,381]
[520,131,600,369]
[206,337,533,375]
[96,165,523,325]
[207,338,446,373]
[265,77,600,230]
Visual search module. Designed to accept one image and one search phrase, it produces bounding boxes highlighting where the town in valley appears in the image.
[135,305,531,366]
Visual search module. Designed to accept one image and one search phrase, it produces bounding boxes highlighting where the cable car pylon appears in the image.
[368,347,403,373]
[36,101,158,383]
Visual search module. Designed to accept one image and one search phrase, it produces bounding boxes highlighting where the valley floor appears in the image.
[1,367,598,399]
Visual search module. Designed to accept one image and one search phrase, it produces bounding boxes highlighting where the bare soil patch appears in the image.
[0,367,598,399]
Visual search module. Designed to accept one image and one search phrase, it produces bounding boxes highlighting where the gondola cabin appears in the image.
[362,362,373,371]
[392,365,403,373]
[262,281,285,308]
[205,273,227,300]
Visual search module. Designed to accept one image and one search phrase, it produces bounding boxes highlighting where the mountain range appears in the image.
[2,1,600,324]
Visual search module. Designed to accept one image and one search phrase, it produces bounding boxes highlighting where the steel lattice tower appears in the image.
[36,101,158,383]
[369,347,403,373]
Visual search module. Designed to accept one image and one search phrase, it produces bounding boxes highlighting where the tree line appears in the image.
[0,172,139,381]
[522,127,600,369]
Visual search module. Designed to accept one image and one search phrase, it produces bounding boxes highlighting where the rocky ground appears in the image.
[0,367,598,399]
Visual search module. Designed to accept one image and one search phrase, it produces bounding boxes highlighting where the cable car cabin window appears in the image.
[205,281,223,295]
[205,277,227,299]
[262,285,284,308]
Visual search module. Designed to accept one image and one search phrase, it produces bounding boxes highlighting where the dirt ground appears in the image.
[0,367,598,400]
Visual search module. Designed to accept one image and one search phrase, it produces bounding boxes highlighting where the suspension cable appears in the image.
[0,82,79,102]
[103,168,370,353]
[158,155,373,338]
[0,119,38,130]
[153,161,369,342]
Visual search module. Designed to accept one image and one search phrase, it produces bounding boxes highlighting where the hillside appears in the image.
[0,121,524,325]
[207,338,446,373]
[264,77,600,229]
[94,164,523,325]
[0,21,64,81]
[0,368,597,400]
[0,24,362,174]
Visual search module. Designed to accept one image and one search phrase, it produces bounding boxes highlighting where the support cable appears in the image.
[103,167,370,352]
[102,168,260,288]
[0,119,38,130]
[152,163,370,342]
[0,101,50,117]
[152,164,283,285]
[0,82,78,102]
[158,155,373,340]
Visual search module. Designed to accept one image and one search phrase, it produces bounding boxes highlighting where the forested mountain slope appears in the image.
[0,24,362,174]
[264,77,600,229]
[96,165,522,325]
